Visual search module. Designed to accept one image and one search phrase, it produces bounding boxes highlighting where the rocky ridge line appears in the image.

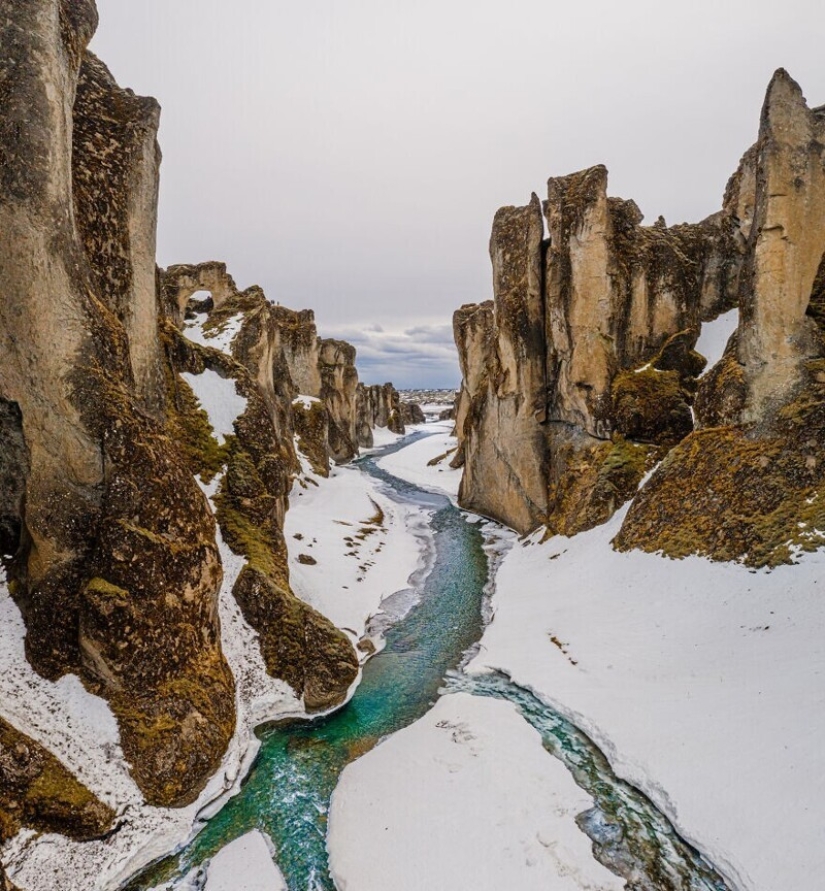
[453,69,825,567]
[0,0,407,859]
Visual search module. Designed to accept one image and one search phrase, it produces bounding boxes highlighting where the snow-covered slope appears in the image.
[468,508,825,891]
[328,693,624,891]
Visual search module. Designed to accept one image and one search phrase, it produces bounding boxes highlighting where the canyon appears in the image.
[453,69,825,567]
[1,2,824,890]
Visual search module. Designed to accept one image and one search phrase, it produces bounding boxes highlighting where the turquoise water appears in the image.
[123,436,490,890]
[123,434,733,891]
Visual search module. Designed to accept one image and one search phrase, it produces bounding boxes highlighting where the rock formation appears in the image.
[401,401,426,425]
[615,70,825,567]
[356,383,406,448]
[0,0,235,809]
[0,0,400,851]
[0,718,114,845]
[454,69,825,565]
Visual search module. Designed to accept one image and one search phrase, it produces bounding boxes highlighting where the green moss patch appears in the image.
[0,718,114,842]
[617,363,825,567]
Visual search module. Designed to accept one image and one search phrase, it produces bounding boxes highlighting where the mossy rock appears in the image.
[612,367,694,447]
[612,330,704,447]
[71,365,236,807]
[232,567,358,710]
[0,718,114,843]
[616,362,825,567]
[293,399,330,478]
[109,654,236,807]
[694,343,747,428]
[546,435,657,537]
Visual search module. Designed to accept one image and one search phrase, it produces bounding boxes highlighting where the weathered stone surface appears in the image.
[0,4,234,810]
[401,401,426,425]
[736,70,825,423]
[163,262,239,326]
[0,716,114,843]
[454,197,550,531]
[356,383,405,448]
[166,299,358,709]
[454,108,755,535]
[616,360,825,567]
[615,72,825,565]
[321,340,360,463]
[73,52,165,416]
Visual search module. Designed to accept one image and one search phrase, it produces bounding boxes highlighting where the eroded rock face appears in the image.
[401,401,426,425]
[454,170,736,533]
[73,52,165,417]
[616,71,825,566]
[356,383,405,448]
[0,717,114,845]
[456,69,825,566]
[0,2,234,811]
[320,340,360,463]
[736,70,825,422]
[163,285,359,708]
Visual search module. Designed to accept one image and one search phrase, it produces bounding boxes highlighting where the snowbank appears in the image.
[468,507,825,891]
[328,692,624,891]
[181,370,247,443]
[205,831,285,891]
[375,423,461,500]
[286,461,427,640]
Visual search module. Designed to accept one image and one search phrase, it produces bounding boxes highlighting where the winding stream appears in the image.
[123,434,733,891]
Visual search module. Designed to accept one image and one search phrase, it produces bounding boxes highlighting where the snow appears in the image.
[467,505,825,891]
[183,306,245,354]
[375,423,462,500]
[695,309,738,371]
[292,394,321,409]
[366,424,405,449]
[181,370,247,444]
[0,485,304,891]
[285,462,427,640]
[205,831,286,891]
[327,692,624,891]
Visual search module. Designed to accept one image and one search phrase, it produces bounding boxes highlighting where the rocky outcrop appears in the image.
[73,52,165,417]
[0,0,235,808]
[356,383,405,448]
[320,340,360,463]
[0,0,368,837]
[163,288,359,709]
[0,718,114,844]
[401,401,426,425]
[616,70,825,567]
[455,69,825,566]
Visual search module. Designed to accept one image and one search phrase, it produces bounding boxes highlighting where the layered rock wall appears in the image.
[355,383,405,448]
[0,1,236,809]
[455,68,825,567]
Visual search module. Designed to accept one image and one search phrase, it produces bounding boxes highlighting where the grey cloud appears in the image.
[91,1,825,388]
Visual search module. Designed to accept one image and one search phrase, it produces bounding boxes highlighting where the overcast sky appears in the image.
[91,1,825,388]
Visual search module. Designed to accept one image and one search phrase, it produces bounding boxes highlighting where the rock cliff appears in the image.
[0,0,399,860]
[355,383,405,448]
[454,69,825,566]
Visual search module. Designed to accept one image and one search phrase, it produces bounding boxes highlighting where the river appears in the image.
[122,433,734,891]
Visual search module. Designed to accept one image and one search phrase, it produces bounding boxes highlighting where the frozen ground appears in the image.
[327,429,825,891]
[328,692,624,891]
[204,831,285,891]
[286,444,428,643]
[468,509,825,891]
[375,422,461,500]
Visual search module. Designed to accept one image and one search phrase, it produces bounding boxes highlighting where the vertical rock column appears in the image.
[738,69,825,421]
[0,0,105,672]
